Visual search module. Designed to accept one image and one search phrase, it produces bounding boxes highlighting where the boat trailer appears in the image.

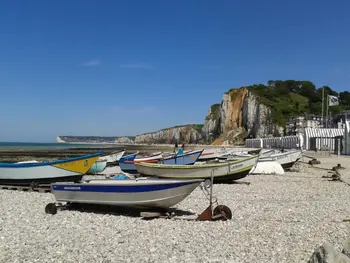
[141,174,233,221]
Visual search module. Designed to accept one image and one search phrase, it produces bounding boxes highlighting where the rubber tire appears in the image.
[213,205,232,220]
[45,203,57,215]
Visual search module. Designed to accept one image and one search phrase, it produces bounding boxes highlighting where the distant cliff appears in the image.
[56,136,135,144]
[202,87,283,145]
[135,125,203,144]
[57,124,203,145]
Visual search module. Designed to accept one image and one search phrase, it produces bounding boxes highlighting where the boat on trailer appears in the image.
[0,152,103,186]
[46,178,203,211]
[135,155,259,182]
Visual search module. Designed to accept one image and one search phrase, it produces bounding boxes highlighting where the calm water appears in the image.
[0,142,104,150]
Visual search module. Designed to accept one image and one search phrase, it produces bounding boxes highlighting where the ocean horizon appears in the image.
[0,141,108,150]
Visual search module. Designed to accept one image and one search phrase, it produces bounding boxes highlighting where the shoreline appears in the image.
[0,144,248,162]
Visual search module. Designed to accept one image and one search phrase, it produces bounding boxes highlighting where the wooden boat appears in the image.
[87,159,107,174]
[134,155,259,182]
[99,150,125,165]
[48,178,203,209]
[0,152,103,186]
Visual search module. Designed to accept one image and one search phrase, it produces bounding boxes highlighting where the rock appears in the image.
[202,104,220,141]
[342,238,350,258]
[308,242,350,263]
[202,87,283,144]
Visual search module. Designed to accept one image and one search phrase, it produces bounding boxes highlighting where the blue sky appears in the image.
[0,0,349,142]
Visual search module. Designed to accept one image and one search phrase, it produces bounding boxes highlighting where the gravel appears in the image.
[0,154,350,263]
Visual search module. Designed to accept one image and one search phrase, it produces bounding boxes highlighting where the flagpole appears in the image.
[326,94,329,129]
[321,87,324,127]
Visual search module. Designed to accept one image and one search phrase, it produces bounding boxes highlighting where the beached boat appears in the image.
[87,159,107,174]
[198,148,263,161]
[262,150,302,169]
[48,178,203,209]
[119,152,163,174]
[99,150,125,164]
[159,150,203,165]
[119,150,203,174]
[0,152,103,186]
[230,149,302,169]
[134,155,259,182]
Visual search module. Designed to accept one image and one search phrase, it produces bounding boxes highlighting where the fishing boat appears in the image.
[134,155,259,182]
[0,152,103,186]
[87,159,107,174]
[47,178,203,211]
[230,149,302,169]
[99,150,125,165]
[119,152,163,174]
[198,148,261,161]
[262,150,302,169]
[119,150,203,174]
[159,150,203,165]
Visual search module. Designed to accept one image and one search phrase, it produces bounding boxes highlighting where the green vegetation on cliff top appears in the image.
[140,124,204,136]
[205,104,220,121]
[245,80,350,126]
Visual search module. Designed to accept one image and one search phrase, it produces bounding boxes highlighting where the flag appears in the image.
[328,95,339,106]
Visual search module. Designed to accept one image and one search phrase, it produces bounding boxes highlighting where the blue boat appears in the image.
[119,151,162,174]
[159,150,203,165]
[47,178,204,212]
[119,150,203,174]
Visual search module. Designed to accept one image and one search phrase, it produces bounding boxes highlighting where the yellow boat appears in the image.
[0,152,103,186]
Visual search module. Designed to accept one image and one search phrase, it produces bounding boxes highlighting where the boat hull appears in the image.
[51,178,203,209]
[0,152,102,186]
[135,156,258,182]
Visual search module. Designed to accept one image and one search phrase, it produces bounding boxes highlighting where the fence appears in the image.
[244,128,346,151]
[245,135,301,149]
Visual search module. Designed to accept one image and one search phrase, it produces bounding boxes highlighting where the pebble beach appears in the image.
[0,153,349,263]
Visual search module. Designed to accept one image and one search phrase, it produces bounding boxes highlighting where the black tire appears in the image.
[45,203,57,215]
[213,205,232,221]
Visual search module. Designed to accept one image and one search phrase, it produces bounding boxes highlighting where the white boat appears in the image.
[230,149,302,169]
[134,155,259,182]
[49,178,203,209]
[198,148,238,160]
[262,150,302,169]
[99,150,125,164]
[0,152,103,186]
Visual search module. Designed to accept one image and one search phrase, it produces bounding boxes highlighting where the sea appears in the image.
[0,142,108,150]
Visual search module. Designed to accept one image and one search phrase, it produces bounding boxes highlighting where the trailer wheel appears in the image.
[213,205,232,221]
[45,203,57,215]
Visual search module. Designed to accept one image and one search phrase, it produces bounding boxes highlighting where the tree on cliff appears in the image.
[248,80,350,126]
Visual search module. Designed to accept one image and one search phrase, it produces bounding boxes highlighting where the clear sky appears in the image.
[0,0,349,142]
